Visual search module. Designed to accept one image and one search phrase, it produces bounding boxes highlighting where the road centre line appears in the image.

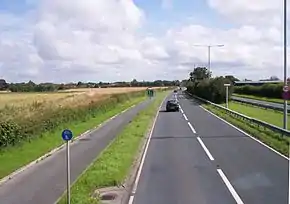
[199,105,289,161]
[197,137,215,161]
[217,169,244,204]
[183,113,188,121]
[187,122,196,134]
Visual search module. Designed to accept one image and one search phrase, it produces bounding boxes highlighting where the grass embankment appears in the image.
[58,91,168,204]
[227,101,290,129]
[233,93,284,104]
[0,90,151,179]
[203,103,289,156]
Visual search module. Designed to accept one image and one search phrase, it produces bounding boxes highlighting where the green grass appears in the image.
[0,96,146,179]
[203,104,289,156]
[227,101,290,129]
[233,93,284,104]
[57,91,169,204]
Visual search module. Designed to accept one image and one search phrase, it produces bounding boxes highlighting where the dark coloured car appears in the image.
[166,99,179,112]
[173,89,177,93]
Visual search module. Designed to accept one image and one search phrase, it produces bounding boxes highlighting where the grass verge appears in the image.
[57,91,169,204]
[203,103,289,156]
[233,93,284,104]
[0,95,146,179]
[227,101,290,128]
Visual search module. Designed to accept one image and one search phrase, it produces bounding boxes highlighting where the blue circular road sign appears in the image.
[62,129,73,141]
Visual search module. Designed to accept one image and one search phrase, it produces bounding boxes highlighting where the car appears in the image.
[166,99,179,112]
[173,89,177,93]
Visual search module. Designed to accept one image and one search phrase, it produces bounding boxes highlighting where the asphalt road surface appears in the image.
[231,96,288,112]
[0,99,151,204]
[131,92,288,204]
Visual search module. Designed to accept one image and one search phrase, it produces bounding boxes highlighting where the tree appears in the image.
[270,76,280,81]
[0,79,8,90]
[225,75,240,84]
[131,79,138,87]
[189,67,212,82]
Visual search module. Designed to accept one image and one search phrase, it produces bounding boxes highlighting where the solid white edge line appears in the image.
[199,105,289,161]
[197,137,215,161]
[128,96,166,204]
[187,122,196,134]
[183,113,188,121]
[217,169,244,204]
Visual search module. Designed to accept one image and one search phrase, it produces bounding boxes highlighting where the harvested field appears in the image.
[0,87,166,120]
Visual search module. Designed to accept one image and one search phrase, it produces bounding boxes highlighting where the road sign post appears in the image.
[224,84,231,109]
[62,129,73,204]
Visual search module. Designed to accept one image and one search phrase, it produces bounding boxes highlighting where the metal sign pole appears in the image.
[61,129,73,204]
[67,140,70,204]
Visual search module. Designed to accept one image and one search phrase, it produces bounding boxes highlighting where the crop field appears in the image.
[0,87,163,120]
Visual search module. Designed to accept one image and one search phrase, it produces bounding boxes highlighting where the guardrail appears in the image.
[231,97,289,113]
[185,91,290,137]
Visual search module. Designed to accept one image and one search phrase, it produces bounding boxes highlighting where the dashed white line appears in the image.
[187,122,196,134]
[197,137,215,161]
[217,169,244,204]
[199,105,289,161]
[183,113,188,121]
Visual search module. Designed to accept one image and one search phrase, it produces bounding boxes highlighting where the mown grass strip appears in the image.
[0,95,146,179]
[227,101,290,129]
[203,104,289,156]
[233,93,284,104]
[57,91,169,204]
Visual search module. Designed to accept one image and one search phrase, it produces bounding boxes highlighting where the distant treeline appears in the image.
[234,83,283,98]
[0,79,180,92]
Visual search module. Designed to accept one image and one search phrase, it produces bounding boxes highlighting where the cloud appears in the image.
[161,0,173,10]
[0,0,288,83]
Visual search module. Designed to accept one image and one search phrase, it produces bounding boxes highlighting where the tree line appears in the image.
[185,67,238,104]
[0,79,180,92]
[185,67,283,102]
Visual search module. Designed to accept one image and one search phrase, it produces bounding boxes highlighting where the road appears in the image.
[131,92,288,204]
[0,99,151,204]
[231,96,289,112]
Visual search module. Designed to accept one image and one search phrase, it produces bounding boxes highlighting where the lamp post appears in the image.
[192,44,224,72]
[283,0,288,130]
[224,84,231,109]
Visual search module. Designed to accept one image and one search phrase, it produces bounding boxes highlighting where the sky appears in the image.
[0,0,289,83]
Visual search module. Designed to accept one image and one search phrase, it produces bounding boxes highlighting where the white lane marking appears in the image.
[187,122,196,134]
[197,137,215,161]
[180,108,184,114]
[128,97,166,204]
[217,169,244,204]
[183,113,188,121]
[199,105,289,161]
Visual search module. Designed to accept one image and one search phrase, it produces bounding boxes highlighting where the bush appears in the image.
[0,91,146,148]
[186,76,233,104]
[234,83,283,98]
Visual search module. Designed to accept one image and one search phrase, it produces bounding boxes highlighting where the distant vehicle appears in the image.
[173,90,177,93]
[166,99,179,112]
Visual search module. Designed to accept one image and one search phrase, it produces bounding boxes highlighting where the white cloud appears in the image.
[0,0,288,83]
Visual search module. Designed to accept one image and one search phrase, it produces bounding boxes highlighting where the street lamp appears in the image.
[192,44,224,73]
[224,83,231,109]
[283,0,287,130]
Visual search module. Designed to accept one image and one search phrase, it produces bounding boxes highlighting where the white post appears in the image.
[224,84,230,109]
